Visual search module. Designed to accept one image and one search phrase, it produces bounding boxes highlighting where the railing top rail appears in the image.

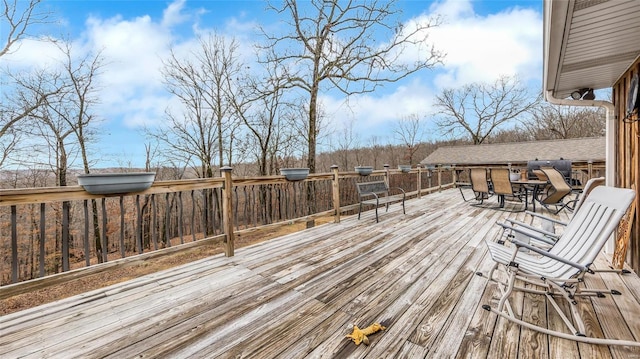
[232,173,334,187]
[0,178,225,206]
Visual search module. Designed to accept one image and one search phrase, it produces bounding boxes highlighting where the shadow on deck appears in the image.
[2,189,640,358]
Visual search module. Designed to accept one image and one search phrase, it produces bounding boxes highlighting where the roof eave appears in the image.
[543,0,571,99]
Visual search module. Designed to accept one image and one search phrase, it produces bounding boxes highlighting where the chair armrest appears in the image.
[504,219,560,239]
[497,222,557,245]
[511,238,588,271]
[524,211,568,226]
[390,187,406,197]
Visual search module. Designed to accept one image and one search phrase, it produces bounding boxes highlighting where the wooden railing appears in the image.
[0,165,456,291]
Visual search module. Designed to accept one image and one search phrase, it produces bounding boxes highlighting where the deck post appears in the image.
[331,165,340,223]
[417,165,423,198]
[384,164,390,187]
[221,166,235,257]
[437,165,442,192]
[452,164,457,185]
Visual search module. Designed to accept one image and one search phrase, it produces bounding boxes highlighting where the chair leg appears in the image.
[479,264,640,347]
[483,305,640,347]
[459,187,469,201]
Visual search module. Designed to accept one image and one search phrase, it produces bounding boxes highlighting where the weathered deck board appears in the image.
[1,189,640,358]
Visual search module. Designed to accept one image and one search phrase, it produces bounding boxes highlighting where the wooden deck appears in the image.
[2,189,640,358]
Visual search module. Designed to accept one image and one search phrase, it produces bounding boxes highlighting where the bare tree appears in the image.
[524,103,605,140]
[225,58,293,177]
[282,97,332,170]
[261,0,443,173]
[152,33,244,239]
[1,0,53,58]
[154,33,242,178]
[21,42,103,184]
[366,135,386,169]
[1,0,58,168]
[332,118,360,170]
[52,42,104,174]
[393,113,426,165]
[434,76,539,144]
[20,41,104,263]
[484,127,531,144]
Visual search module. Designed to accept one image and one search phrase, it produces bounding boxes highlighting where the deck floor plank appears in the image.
[1,189,640,358]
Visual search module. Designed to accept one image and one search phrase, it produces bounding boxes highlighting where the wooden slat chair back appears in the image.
[489,168,513,196]
[469,168,490,203]
[489,168,527,210]
[537,167,572,213]
[532,169,548,181]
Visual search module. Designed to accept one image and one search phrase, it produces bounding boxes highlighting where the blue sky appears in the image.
[3,0,543,168]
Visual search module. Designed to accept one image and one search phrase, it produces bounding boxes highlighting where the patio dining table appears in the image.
[510,179,548,212]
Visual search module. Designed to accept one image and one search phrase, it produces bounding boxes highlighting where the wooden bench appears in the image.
[356,180,406,222]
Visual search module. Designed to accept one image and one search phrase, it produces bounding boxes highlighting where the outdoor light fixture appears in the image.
[582,88,595,100]
[570,88,595,100]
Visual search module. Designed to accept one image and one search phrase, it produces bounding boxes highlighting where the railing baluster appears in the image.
[136,195,142,254]
[11,205,18,283]
[202,189,208,237]
[83,200,90,267]
[243,186,250,229]
[178,192,184,244]
[165,193,171,247]
[191,190,196,242]
[62,201,70,272]
[120,196,125,258]
[39,203,45,277]
[101,198,108,263]
[152,194,158,251]
[233,187,239,231]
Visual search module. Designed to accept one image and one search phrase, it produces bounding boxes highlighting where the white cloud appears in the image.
[162,0,188,28]
[425,1,542,89]
[78,3,185,128]
[429,0,475,18]
[0,38,65,69]
[322,0,542,142]
[322,78,436,138]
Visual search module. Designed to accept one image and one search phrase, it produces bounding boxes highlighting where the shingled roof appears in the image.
[420,137,605,166]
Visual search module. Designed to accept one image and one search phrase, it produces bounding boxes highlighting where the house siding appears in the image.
[614,57,640,274]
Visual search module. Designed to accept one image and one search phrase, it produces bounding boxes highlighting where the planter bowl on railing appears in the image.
[279,168,310,181]
[355,166,373,176]
[398,165,411,173]
[77,172,156,194]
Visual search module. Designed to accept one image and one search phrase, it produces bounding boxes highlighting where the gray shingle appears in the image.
[420,137,605,166]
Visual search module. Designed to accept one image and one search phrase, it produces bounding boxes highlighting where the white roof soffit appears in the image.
[544,0,640,99]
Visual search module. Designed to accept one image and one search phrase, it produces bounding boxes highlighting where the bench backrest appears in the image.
[356,181,388,196]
